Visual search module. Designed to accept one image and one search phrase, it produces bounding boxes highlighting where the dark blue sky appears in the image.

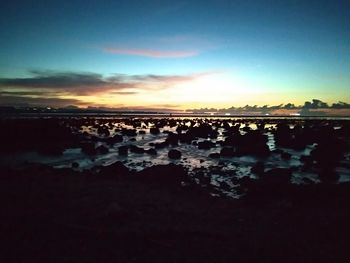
[1,0,350,108]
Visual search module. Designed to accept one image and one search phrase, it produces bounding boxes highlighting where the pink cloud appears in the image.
[103,48,198,58]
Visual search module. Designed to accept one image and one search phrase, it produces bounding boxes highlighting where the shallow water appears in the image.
[2,116,350,198]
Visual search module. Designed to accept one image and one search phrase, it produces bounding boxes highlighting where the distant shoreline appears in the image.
[2,112,350,120]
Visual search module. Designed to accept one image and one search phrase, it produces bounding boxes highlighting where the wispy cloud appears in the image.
[103,48,198,58]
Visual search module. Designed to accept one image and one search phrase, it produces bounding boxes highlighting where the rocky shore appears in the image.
[1,117,350,262]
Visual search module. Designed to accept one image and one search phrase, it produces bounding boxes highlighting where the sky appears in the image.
[0,0,350,110]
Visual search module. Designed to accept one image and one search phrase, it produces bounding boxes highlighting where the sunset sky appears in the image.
[1,0,350,110]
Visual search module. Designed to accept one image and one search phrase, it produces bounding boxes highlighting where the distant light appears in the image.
[290,113,301,116]
[265,113,270,116]
[210,112,214,116]
[225,113,231,116]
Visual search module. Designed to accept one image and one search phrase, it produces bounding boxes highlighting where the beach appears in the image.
[1,116,350,262]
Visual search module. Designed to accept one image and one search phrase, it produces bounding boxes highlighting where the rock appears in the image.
[220,147,235,157]
[168,149,182,159]
[96,145,109,154]
[145,148,157,155]
[129,145,145,154]
[137,164,187,184]
[262,168,293,185]
[100,161,130,178]
[154,141,169,149]
[198,140,216,150]
[81,142,96,155]
[281,151,292,160]
[150,127,160,135]
[319,168,339,184]
[105,134,123,145]
[118,145,128,156]
[121,128,137,136]
[97,126,110,137]
[166,132,179,146]
[72,162,79,168]
[209,153,220,159]
[251,161,264,175]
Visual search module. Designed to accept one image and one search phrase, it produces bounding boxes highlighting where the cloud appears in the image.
[0,94,87,107]
[0,70,211,107]
[103,48,198,58]
[0,70,207,96]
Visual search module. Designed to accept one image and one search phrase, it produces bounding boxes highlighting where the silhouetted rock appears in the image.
[281,151,292,160]
[96,145,109,154]
[100,161,130,179]
[209,153,220,159]
[81,142,96,155]
[118,145,128,156]
[220,147,235,157]
[129,145,145,154]
[251,161,265,175]
[319,168,339,184]
[121,128,137,136]
[97,126,110,137]
[145,148,157,155]
[168,149,181,159]
[154,141,169,149]
[105,134,123,145]
[150,127,160,135]
[166,132,179,146]
[198,140,216,150]
[262,168,293,185]
[137,164,187,184]
[186,124,218,139]
[311,138,347,169]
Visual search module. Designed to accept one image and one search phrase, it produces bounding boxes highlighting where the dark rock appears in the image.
[145,148,157,155]
[81,142,96,155]
[118,145,128,156]
[198,140,216,150]
[105,134,123,145]
[96,145,109,154]
[71,162,79,168]
[209,153,221,159]
[168,149,181,159]
[129,145,145,154]
[220,147,235,157]
[319,168,339,184]
[262,168,293,185]
[97,126,110,137]
[281,151,292,160]
[251,161,265,175]
[100,161,131,178]
[166,132,179,146]
[137,164,187,184]
[154,141,169,149]
[150,127,160,135]
[121,128,137,136]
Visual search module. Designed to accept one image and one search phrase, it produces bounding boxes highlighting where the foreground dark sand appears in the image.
[2,163,350,263]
